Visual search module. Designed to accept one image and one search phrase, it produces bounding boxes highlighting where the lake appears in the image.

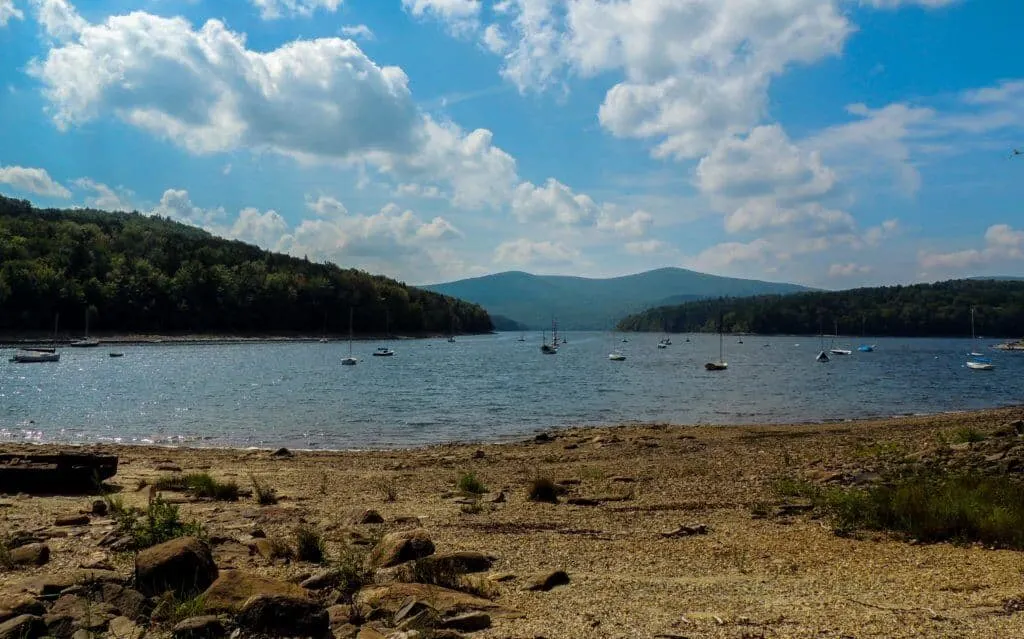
[2,333,1021,449]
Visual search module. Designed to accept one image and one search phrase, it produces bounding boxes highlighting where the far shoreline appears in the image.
[0,331,498,347]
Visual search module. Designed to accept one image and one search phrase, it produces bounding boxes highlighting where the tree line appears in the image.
[0,195,493,336]
[616,279,1024,337]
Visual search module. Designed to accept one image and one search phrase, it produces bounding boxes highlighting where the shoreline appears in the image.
[3,407,1024,638]
[0,332,497,347]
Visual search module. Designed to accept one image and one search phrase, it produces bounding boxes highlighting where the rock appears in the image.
[201,571,310,614]
[660,524,711,538]
[301,569,351,591]
[523,570,570,592]
[271,447,293,458]
[237,594,328,637]
[356,629,387,639]
[440,612,491,632]
[394,599,433,626]
[98,584,150,622]
[91,500,109,516]
[365,529,435,570]
[19,570,123,597]
[0,594,45,620]
[563,443,579,450]
[71,629,90,639]
[354,584,503,617]
[350,509,385,525]
[487,572,516,582]
[54,514,89,527]
[108,615,145,639]
[155,463,182,472]
[135,537,218,598]
[172,615,225,639]
[249,527,267,539]
[567,497,600,507]
[949,442,973,452]
[10,543,49,567]
[327,604,355,626]
[0,452,118,495]
[0,614,46,639]
[48,594,117,631]
[472,450,485,459]
[246,505,306,525]
[397,552,494,582]
[533,433,553,443]
[483,492,505,504]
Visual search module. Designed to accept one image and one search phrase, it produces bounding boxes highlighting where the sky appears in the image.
[0,0,1022,288]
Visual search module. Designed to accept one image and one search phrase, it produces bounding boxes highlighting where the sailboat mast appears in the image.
[348,307,354,355]
[971,306,976,340]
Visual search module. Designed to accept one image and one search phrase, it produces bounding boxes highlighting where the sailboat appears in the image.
[857,315,875,352]
[70,309,99,347]
[373,303,395,356]
[609,328,626,360]
[829,320,851,355]
[447,313,457,343]
[319,310,329,343]
[966,306,993,369]
[11,314,61,363]
[541,319,558,354]
[342,308,358,366]
[816,317,830,363]
[704,313,728,371]
[658,324,671,348]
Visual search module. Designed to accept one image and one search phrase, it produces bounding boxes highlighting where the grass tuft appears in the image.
[251,475,278,505]
[330,545,373,603]
[153,473,239,501]
[374,476,398,503]
[527,476,560,504]
[951,426,986,444]
[113,496,206,550]
[774,471,1024,548]
[151,593,206,627]
[457,471,487,495]
[295,525,327,563]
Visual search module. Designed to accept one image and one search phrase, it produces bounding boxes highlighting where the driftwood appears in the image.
[0,452,118,494]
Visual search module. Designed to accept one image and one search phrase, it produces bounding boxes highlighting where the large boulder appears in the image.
[201,571,309,614]
[10,544,49,567]
[98,584,150,622]
[394,552,493,582]
[48,594,117,631]
[135,537,218,598]
[0,594,45,621]
[0,614,46,639]
[365,529,435,570]
[237,594,328,637]
[19,570,122,597]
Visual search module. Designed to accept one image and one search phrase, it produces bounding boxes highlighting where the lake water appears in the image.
[1,333,1021,449]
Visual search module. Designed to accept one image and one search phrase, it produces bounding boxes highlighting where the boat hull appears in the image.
[704,362,728,371]
[11,350,60,363]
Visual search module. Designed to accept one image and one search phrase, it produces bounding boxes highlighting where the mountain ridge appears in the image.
[424,268,811,330]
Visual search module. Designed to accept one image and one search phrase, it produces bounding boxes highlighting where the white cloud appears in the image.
[72,178,132,210]
[30,5,418,160]
[305,195,348,218]
[919,224,1024,271]
[685,238,774,274]
[0,165,70,197]
[229,207,289,247]
[828,262,872,277]
[494,238,580,267]
[248,0,342,20]
[625,239,668,255]
[861,0,958,8]
[0,0,23,26]
[149,189,225,227]
[511,178,598,226]
[394,183,445,199]
[402,0,480,33]
[597,209,653,237]
[340,24,374,40]
[482,24,507,53]
[864,219,900,246]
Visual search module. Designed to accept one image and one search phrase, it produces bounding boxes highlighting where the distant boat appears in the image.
[816,317,830,363]
[69,309,99,348]
[969,351,985,357]
[967,360,994,371]
[830,348,852,356]
[517,332,526,342]
[342,307,358,366]
[704,312,728,371]
[109,352,124,358]
[608,351,626,361]
[657,341,668,349]
[541,319,559,354]
[372,347,394,357]
[965,306,991,370]
[447,313,457,343]
[857,345,875,352]
[11,314,60,363]
[375,302,394,357]
[816,350,830,363]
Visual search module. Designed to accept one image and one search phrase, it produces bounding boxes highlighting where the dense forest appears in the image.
[0,195,492,336]
[617,280,1024,337]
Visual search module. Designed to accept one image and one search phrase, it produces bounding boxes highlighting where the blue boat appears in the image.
[857,344,875,352]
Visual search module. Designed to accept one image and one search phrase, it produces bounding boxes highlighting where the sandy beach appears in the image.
[3,408,1024,638]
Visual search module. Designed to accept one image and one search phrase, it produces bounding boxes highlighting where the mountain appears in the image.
[0,194,492,336]
[423,268,810,330]
[617,279,1024,337]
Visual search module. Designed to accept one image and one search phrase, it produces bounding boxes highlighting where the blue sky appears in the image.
[0,0,1022,287]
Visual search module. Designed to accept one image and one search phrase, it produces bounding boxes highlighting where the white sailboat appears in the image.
[69,309,99,347]
[816,317,830,363]
[829,320,851,355]
[373,303,395,356]
[11,314,61,363]
[342,307,358,366]
[705,313,728,371]
[966,306,993,370]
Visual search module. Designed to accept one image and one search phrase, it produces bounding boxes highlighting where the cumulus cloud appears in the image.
[919,224,1024,271]
[340,24,374,40]
[248,0,342,20]
[625,239,668,255]
[149,189,225,227]
[0,0,23,26]
[305,195,348,219]
[402,0,480,33]
[494,238,580,267]
[828,262,872,277]
[73,178,132,210]
[29,3,418,159]
[0,165,70,197]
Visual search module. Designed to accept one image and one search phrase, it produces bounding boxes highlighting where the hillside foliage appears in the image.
[617,280,1024,337]
[0,195,492,335]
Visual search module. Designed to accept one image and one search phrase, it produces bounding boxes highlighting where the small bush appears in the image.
[151,593,206,626]
[457,471,487,495]
[331,545,372,603]
[295,525,327,563]
[114,497,205,550]
[527,476,559,503]
[952,427,986,444]
[153,473,239,501]
[251,475,278,505]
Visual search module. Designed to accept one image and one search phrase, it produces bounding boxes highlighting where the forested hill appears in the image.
[617,279,1024,338]
[0,195,492,336]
